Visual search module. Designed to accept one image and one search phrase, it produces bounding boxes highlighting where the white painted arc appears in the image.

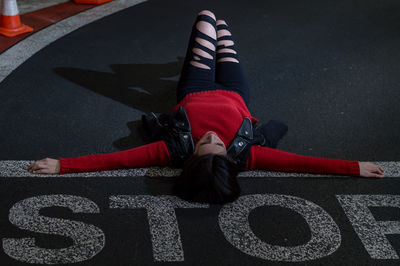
[2,0,20,16]
[0,0,148,83]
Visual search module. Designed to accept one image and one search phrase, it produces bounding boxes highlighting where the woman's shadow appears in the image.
[54,56,184,151]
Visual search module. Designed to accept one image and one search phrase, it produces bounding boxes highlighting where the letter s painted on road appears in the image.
[2,194,105,264]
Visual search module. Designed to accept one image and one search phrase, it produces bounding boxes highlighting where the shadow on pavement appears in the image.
[54,57,184,151]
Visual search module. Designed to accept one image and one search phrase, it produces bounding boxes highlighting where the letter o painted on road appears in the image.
[218,194,341,262]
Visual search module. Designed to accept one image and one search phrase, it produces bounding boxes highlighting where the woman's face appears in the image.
[194,131,227,156]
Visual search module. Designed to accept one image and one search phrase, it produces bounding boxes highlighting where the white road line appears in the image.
[1,160,399,177]
[0,0,147,83]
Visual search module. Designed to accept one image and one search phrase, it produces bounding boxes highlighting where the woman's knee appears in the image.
[216,20,227,26]
[198,10,216,20]
[196,21,216,40]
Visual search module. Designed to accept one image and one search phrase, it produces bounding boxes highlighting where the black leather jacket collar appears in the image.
[142,106,194,167]
[141,107,288,169]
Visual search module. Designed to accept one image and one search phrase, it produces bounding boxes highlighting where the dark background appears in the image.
[0,0,399,161]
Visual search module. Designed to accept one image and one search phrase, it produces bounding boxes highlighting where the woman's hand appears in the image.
[359,162,384,178]
[27,158,60,174]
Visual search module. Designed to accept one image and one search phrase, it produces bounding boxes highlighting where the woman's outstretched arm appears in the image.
[27,140,171,175]
[247,145,384,178]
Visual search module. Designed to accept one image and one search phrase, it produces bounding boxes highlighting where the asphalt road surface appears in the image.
[0,0,399,265]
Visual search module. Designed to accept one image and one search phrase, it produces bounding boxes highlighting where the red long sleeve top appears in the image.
[59,90,360,176]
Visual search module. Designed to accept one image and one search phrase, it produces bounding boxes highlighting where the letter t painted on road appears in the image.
[109,195,208,262]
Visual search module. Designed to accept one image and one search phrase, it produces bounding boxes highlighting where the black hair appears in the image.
[172,153,241,204]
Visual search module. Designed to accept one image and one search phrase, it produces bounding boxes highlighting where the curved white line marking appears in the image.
[0,0,147,83]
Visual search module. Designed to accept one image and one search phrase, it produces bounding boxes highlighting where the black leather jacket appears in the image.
[141,106,288,170]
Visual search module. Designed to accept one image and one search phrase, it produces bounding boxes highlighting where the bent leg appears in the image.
[215,20,250,105]
[177,10,217,102]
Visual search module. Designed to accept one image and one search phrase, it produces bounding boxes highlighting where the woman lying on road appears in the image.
[27,10,384,204]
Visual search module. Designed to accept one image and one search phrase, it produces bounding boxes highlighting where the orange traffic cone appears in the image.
[73,0,113,4]
[0,0,33,37]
